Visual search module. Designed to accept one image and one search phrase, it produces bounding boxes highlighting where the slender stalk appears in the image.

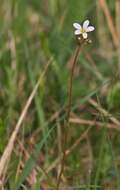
[55,44,82,190]
[67,45,82,120]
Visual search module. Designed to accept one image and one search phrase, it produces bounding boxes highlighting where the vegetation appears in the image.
[0,0,120,189]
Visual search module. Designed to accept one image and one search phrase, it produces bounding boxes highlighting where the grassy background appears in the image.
[0,0,120,189]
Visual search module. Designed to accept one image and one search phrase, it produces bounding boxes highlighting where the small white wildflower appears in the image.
[73,20,95,39]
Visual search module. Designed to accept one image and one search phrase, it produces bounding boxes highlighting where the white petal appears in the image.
[74,30,81,35]
[83,20,90,30]
[82,32,88,39]
[86,26,95,32]
[73,23,81,30]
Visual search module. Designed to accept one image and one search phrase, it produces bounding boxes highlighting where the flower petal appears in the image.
[74,30,81,35]
[82,32,88,39]
[86,26,95,32]
[83,20,90,30]
[73,23,81,30]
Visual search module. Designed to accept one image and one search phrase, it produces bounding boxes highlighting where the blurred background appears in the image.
[0,0,120,189]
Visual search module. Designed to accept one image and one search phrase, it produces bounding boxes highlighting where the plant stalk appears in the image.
[55,44,82,190]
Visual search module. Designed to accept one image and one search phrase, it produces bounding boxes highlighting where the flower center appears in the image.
[80,28,86,33]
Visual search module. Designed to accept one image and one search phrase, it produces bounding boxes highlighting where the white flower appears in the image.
[73,20,95,39]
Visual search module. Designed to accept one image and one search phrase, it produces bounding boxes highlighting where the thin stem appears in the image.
[67,45,81,121]
[55,44,82,190]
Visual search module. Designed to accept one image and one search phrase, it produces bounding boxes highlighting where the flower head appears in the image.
[73,20,95,39]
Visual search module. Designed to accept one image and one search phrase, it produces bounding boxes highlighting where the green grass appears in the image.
[0,0,120,189]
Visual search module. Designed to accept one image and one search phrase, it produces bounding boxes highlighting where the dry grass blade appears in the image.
[99,0,119,49]
[89,98,120,126]
[40,127,91,181]
[0,59,52,184]
[69,117,120,131]
[116,0,120,40]
[97,1,113,60]
[65,126,91,155]
[115,0,120,73]
[99,0,120,73]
